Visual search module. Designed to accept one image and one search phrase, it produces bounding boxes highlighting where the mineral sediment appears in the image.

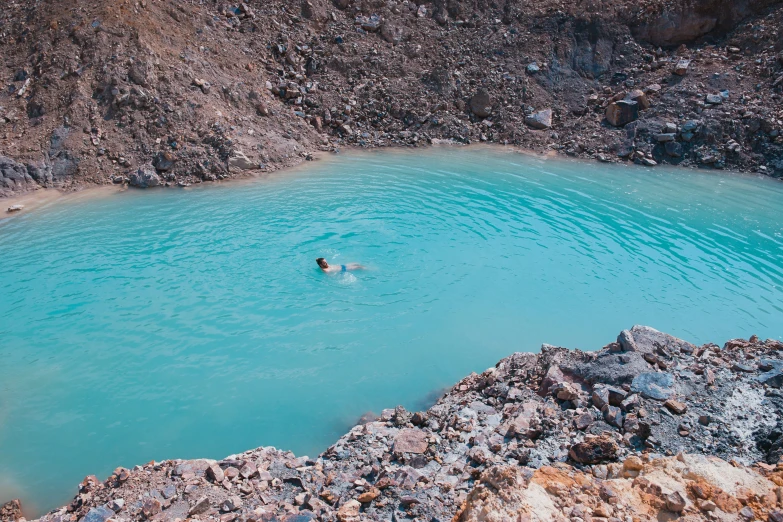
[4,326,783,522]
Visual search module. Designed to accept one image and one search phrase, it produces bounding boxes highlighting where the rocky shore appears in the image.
[3,326,783,522]
[2,0,783,201]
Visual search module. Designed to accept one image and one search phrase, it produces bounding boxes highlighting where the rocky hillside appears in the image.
[1,0,783,199]
[3,326,783,521]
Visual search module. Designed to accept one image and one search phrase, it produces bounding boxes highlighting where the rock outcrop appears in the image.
[7,327,783,522]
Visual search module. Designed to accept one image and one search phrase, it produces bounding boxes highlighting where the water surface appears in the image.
[1,147,782,514]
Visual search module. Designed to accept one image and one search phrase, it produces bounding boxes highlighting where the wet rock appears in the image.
[129,166,161,188]
[605,100,639,127]
[631,372,675,400]
[469,90,492,118]
[569,435,618,464]
[524,109,552,130]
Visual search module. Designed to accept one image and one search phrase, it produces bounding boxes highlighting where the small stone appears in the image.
[631,372,675,400]
[141,498,162,519]
[665,491,687,513]
[357,488,381,503]
[732,363,755,373]
[526,62,540,74]
[739,506,754,519]
[674,59,691,76]
[524,109,552,130]
[109,498,125,512]
[705,94,723,105]
[469,90,492,118]
[574,412,593,430]
[626,90,650,110]
[188,496,211,516]
[697,499,717,511]
[220,496,243,512]
[207,463,225,483]
[6,204,24,213]
[129,166,161,188]
[623,456,644,471]
[337,499,361,522]
[569,436,619,464]
[81,505,115,522]
[664,399,687,414]
[239,461,258,478]
[393,429,428,454]
[602,404,623,428]
[605,100,639,127]
[655,133,676,142]
[665,142,683,158]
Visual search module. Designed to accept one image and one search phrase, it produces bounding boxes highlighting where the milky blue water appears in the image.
[1,147,783,514]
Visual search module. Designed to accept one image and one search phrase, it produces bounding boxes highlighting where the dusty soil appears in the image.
[3,326,783,521]
[1,0,783,200]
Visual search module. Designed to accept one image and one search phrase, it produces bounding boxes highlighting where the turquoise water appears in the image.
[1,147,782,514]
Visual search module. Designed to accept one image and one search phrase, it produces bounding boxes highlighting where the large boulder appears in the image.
[129,166,161,188]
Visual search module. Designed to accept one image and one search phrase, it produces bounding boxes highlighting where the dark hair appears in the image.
[316,258,328,268]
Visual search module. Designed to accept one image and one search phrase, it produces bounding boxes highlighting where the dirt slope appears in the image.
[1,0,782,199]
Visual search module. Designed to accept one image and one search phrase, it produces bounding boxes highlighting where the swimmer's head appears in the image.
[316,258,328,269]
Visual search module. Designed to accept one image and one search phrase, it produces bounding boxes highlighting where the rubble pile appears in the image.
[4,326,783,521]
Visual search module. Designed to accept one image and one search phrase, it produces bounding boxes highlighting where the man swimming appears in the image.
[316,258,365,272]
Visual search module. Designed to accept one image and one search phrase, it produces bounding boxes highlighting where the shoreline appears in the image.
[2,142,780,223]
[6,326,783,521]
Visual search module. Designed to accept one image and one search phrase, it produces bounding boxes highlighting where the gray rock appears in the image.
[129,166,161,188]
[0,156,36,197]
[524,109,552,130]
[631,372,675,400]
[526,62,540,74]
[188,496,211,516]
[617,329,638,352]
[655,133,676,142]
[758,369,783,388]
[469,90,492,118]
[81,506,115,522]
[705,94,723,105]
[665,142,683,157]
